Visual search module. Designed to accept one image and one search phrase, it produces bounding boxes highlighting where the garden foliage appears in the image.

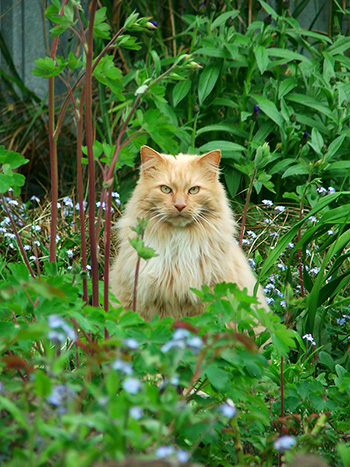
[1,0,350,465]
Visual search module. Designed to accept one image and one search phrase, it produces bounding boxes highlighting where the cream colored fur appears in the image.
[110,145,269,320]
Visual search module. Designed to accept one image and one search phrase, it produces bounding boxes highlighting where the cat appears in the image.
[109,145,269,321]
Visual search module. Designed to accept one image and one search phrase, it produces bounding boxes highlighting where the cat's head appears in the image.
[137,145,223,228]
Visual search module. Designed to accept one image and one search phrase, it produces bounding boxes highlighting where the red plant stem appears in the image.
[85,0,99,306]
[239,167,257,247]
[54,28,126,140]
[280,355,284,421]
[76,87,89,304]
[48,0,70,262]
[2,197,35,279]
[103,186,113,313]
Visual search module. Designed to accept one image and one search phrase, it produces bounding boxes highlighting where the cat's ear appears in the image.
[140,145,164,175]
[198,150,221,177]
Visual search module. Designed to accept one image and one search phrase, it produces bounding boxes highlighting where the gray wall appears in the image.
[0,0,49,99]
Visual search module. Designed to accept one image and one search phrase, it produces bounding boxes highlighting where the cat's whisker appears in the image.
[196,213,221,235]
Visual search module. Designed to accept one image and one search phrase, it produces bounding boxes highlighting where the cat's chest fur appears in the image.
[136,227,228,319]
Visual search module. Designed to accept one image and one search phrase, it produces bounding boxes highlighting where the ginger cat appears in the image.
[110,145,269,320]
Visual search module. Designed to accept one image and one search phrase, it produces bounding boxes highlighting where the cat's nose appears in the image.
[174,203,186,212]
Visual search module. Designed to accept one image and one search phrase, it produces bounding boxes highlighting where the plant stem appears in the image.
[239,167,257,247]
[2,196,35,279]
[85,0,99,306]
[76,87,88,304]
[48,0,70,262]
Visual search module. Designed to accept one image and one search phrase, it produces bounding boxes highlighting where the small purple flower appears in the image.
[273,435,296,451]
[301,131,309,145]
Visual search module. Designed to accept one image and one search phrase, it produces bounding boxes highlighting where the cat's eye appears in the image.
[160,185,172,194]
[188,186,200,194]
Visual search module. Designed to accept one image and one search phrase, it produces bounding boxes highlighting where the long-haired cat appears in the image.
[110,145,269,320]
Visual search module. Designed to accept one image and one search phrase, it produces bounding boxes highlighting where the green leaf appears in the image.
[199,140,245,154]
[255,45,269,74]
[310,128,324,155]
[32,56,66,78]
[94,7,111,40]
[198,62,221,105]
[250,95,283,127]
[34,371,52,397]
[0,396,29,429]
[211,10,239,29]
[325,134,346,161]
[267,48,308,63]
[205,364,231,391]
[129,238,158,260]
[173,80,191,107]
[286,93,335,120]
[278,77,297,99]
[195,47,231,59]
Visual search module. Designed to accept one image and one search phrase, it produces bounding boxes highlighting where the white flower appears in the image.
[122,377,141,394]
[308,216,317,223]
[67,249,74,258]
[177,450,189,463]
[275,205,285,212]
[273,435,296,451]
[288,242,295,249]
[317,187,327,195]
[123,338,139,349]
[129,406,143,420]
[33,240,40,246]
[155,446,174,458]
[219,401,236,418]
[262,199,273,207]
[8,199,19,206]
[112,359,133,375]
[328,186,335,194]
[32,224,41,232]
[328,230,335,236]
[187,336,202,350]
[247,230,257,239]
[302,333,316,345]
[173,329,191,340]
[63,197,74,207]
[30,195,40,203]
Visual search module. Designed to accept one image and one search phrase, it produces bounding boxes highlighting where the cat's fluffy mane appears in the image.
[110,145,268,320]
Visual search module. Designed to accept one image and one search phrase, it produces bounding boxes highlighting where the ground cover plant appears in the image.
[1,0,350,465]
